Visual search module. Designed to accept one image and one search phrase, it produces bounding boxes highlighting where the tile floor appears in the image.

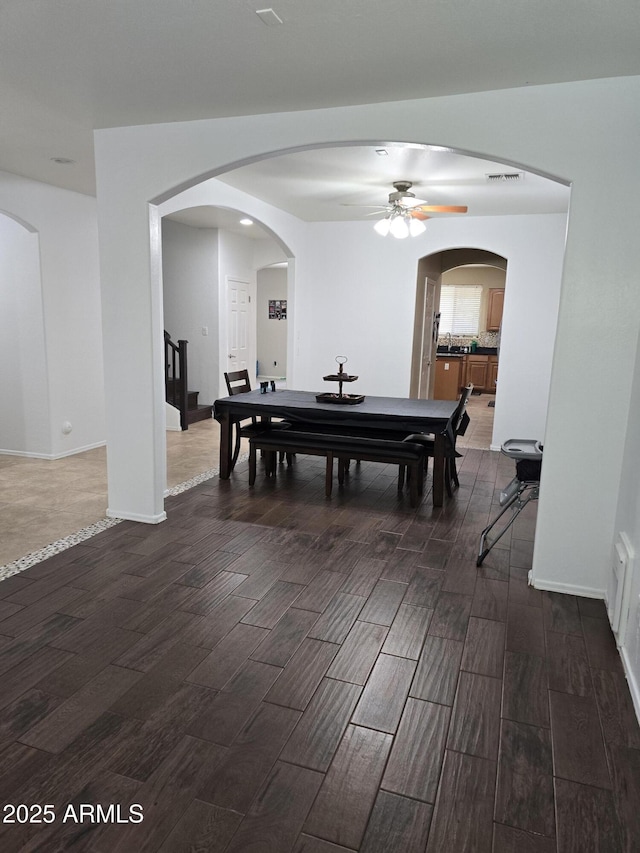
[0,421,222,568]
[458,392,496,450]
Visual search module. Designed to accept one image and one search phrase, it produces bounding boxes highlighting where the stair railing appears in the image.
[164,330,189,430]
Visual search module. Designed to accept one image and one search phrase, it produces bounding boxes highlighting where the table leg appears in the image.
[433,434,445,507]
[219,414,232,479]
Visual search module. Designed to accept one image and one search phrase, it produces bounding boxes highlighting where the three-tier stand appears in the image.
[315,356,365,404]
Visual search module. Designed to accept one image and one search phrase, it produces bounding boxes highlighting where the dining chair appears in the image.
[223,370,290,470]
[400,383,473,497]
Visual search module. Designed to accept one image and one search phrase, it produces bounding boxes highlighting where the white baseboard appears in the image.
[0,441,106,460]
[106,508,167,525]
[490,443,501,451]
[619,645,640,727]
[529,572,606,600]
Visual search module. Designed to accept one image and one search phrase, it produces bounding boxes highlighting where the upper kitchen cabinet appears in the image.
[486,288,505,332]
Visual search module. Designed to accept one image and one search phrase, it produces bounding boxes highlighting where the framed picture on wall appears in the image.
[269,299,287,319]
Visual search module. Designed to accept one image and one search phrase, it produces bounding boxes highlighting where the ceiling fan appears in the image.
[344,181,468,238]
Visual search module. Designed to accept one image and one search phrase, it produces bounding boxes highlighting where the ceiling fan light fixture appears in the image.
[373,217,391,236]
[389,215,410,239]
[409,217,426,236]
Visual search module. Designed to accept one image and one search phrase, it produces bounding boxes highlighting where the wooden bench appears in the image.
[248,430,426,507]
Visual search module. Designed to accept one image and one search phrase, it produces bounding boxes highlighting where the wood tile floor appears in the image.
[0,448,639,852]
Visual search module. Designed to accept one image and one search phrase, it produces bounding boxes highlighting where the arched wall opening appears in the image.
[411,248,509,445]
[160,205,292,435]
[410,235,563,453]
[140,139,569,520]
[157,190,297,405]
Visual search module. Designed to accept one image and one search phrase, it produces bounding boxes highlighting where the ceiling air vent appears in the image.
[486,172,524,183]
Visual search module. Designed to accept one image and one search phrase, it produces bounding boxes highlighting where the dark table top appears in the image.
[214,389,458,435]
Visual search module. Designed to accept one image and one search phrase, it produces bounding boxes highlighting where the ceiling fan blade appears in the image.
[340,203,390,209]
[412,204,468,213]
[409,211,431,221]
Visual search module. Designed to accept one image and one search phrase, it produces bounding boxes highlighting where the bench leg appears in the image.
[265,450,277,477]
[338,457,346,486]
[398,464,406,491]
[249,443,257,486]
[325,452,333,497]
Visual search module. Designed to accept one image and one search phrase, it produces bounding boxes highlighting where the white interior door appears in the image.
[226,277,256,384]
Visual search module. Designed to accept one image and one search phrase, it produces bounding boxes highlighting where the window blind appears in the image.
[439,285,482,335]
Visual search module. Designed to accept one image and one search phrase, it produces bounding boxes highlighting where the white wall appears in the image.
[94,77,640,605]
[612,330,640,715]
[0,214,50,454]
[162,219,219,407]
[0,171,104,458]
[257,266,288,378]
[290,214,565,452]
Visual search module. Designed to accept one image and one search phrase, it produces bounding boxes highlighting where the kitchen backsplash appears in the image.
[437,331,500,348]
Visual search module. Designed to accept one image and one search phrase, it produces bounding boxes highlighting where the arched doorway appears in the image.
[411,249,507,449]
[96,123,569,524]
[411,248,507,390]
[410,243,561,452]
[159,204,291,486]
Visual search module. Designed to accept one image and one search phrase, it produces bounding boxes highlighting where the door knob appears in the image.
[228,354,234,358]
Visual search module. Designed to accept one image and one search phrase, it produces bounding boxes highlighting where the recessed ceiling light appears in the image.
[50,157,75,165]
[240,218,254,226]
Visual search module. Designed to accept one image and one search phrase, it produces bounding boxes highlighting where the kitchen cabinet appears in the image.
[434,357,463,400]
[464,355,490,391]
[487,288,504,332]
[436,352,499,396]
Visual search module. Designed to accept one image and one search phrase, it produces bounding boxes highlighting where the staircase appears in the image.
[164,331,212,430]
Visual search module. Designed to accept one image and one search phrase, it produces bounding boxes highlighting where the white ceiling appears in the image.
[167,143,571,232]
[1,0,637,212]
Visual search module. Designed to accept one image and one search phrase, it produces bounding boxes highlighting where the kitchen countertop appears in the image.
[436,347,498,356]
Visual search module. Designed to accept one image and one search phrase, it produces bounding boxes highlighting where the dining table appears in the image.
[213,389,459,506]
